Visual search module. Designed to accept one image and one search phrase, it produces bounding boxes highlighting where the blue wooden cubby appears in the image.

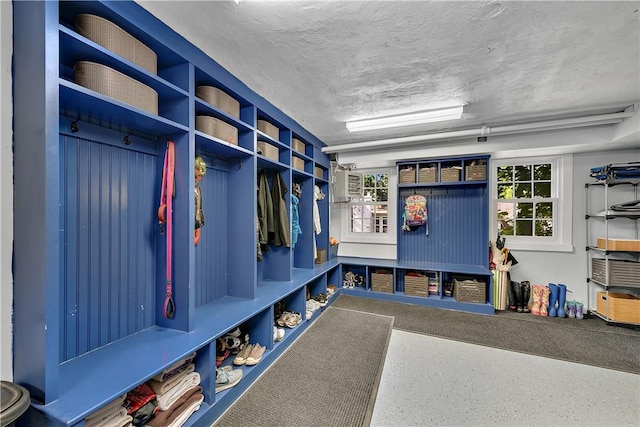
[340,155,494,314]
[12,1,336,425]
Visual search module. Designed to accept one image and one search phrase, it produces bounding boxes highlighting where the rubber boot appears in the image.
[567,301,576,318]
[547,283,559,317]
[514,282,524,312]
[521,282,531,313]
[540,286,550,316]
[508,281,518,311]
[531,285,542,316]
[556,284,567,318]
[576,302,584,320]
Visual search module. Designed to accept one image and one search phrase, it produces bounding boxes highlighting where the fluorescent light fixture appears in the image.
[346,106,464,133]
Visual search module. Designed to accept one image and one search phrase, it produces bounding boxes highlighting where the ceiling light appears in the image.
[346,106,464,133]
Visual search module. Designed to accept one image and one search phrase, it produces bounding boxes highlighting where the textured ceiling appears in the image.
[137,1,640,147]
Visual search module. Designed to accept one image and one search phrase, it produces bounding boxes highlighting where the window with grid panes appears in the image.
[496,163,555,238]
[350,173,389,234]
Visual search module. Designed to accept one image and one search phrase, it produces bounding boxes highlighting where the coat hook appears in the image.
[237,160,242,170]
[70,117,80,133]
[123,132,133,145]
[210,157,216,167]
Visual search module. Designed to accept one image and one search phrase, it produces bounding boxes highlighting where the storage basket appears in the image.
[257,141,279,161]
[196,116,238,145]
[292,138,306,154]
[75,14,157,74]
[404,274,428,297]
[418,167,437,183]
[74,61,158,115]
[292,156,305,171]
[591,258,640,288]
[440,167,461,182]
[465,164,487,181]
[453,278,485,303]
[596,238,640,252]
[196,86,240,119]
[371,271,394,293]
[315,249,327,264]
[597,292,640,323]
[314,166,324,179]
[399,167,416,184]
[257,120,279,140]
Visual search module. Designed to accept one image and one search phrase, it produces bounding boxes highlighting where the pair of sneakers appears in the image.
[233,343,265,366]
[215,365,243,393]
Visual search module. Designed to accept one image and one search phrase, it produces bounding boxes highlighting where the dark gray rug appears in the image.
[333,295,640,375]
[213,307,393,427]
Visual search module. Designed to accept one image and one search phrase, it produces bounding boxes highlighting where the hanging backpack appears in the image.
[402,194,428,235]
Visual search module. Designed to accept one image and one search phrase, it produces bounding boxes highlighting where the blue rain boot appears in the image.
[547,283,559,317]
[557,284,567,318]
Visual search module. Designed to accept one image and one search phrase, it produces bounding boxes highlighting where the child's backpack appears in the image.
[402,194,428,235]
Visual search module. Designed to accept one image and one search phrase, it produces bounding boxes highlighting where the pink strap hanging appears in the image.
[158,141,176,319]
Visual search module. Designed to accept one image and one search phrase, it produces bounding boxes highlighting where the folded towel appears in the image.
[147,364,195,396]
[154,372,200,411]
[144,386,203,427]
[151,352,196,383]
[86,394,127,426]
[86,407,132,427]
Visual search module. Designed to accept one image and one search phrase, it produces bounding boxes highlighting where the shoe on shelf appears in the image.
[245,344,266,366]
[313,293,327,306]
[233,343,254,366]
[216,366,243,391]
[225,326,242,338]
[273,326,285,342]
[277,311,302,328]
[215,367,243,393]
[216,348,230,366]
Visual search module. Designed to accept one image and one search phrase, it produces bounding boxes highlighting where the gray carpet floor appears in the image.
[213,307,393,427]
[333,294,640,374]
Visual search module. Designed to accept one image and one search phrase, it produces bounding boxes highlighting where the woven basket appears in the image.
[74,61,158,115]
[418,167,437,183]
[404,274,428,297]
[399,167,416,184]
[371,271,394,293]
[257,120,279,140]
[196,116,238,145]
[196,86,240,119]
[292,138,306,154]
[292,156,305,171]
[453,278,485,303]
[440,167,460,182]
[465,164,487,181]
[75,14,157,74]
[257,141,279,161]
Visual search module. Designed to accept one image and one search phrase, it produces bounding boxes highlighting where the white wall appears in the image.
[1,0,13,381]
[330,138,639,309]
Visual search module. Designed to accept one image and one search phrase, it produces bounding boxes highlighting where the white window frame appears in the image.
[341,167,397,245]
[491,155,573,252]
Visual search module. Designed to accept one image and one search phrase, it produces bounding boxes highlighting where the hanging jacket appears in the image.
[291,193,301,248]
[257,170,274,246]
[270,172,291,247]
